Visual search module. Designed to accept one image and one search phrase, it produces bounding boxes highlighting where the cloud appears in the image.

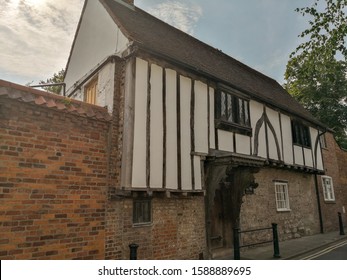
[0,0,84,84]
[147,1,203,35]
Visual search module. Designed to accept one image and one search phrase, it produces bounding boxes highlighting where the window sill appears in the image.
[323,200,336,204]
[133,222,152,228]
[215,119,252,136]
[276,209,291,212]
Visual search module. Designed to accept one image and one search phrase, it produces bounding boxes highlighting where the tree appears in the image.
[39,69,65,95]
[285,0,347,149]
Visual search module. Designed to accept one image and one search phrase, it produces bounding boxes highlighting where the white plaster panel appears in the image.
[316,141,324,171]
[209,87,216,149]
[281,114,294,165]
[194,81,209,154]
[304,148,313,167]
[64,0,129,91]
[165,69,178,189]
[218,130,234,152]
[71,89,83,101]
[294,145,304,166]
[132,58,148,188]
[150,64,163,188]
[267,131,279,160]
[194,156,202,190]
[97,62,115,113]
[180,76,192,190]
[235,134,251,155]
[257,125,267,158]
[266,107,281,161]
[249,100,264,155]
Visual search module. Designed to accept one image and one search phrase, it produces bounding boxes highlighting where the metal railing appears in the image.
[233,223,280,260]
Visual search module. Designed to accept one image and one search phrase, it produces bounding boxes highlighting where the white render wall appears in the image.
[64,0,129,92]
[128,58,324,190]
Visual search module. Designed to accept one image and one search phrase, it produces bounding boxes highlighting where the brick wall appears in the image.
[106,196,206,260]
[319,132,347,231]
[240,167,320,243]
[0,96,109,259]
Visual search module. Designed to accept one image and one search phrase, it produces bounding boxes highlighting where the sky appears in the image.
[0,0,316,86]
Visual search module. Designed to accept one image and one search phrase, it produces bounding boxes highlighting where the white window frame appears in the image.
[321,176,335,201]
[275,182,290,211]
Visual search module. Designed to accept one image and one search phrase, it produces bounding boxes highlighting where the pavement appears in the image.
[236,228,347,260]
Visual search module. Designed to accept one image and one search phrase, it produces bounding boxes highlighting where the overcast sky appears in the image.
[0,0,315,86]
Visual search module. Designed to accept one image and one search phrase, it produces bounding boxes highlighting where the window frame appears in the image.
[291,120,312,148]
[133,199,152,226]
[84,76,98,105]
[274,182,290,212]
[215,88,251,136]
[320,133,327,149]
[321,176,335,202]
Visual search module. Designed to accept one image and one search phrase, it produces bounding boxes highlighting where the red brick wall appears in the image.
[319,132,347,231]
[0,98,109,259]
[105,196,206,260]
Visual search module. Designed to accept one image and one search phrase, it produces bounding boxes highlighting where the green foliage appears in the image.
[39,69,65,94]
[285,0,347,149]
[293,0,347,59]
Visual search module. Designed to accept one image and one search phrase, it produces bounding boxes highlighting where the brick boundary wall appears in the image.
[0,86,110,259]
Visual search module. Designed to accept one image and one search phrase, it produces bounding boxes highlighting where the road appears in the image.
[301,240,347,260]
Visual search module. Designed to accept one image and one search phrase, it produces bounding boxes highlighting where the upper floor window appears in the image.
[321,176,335,202]
[215,89,251,135]
[291,120,311,148]
[320,133,327,149]
[84,77,98,105]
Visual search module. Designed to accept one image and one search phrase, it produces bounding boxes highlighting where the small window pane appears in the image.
[275,183,290,211]
[322,176,335,201]
[227,94,234,122]
[133,199,152,225]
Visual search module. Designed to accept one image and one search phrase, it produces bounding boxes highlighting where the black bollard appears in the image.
[233,228,240,260]
[338,212,345,235]
[129,243,139,260]
[272,223,281,258]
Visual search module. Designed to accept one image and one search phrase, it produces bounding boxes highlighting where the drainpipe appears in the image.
[314,129,326,234]
[314,174,324,233]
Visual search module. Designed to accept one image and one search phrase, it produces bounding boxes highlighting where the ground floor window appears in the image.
[133,199,152,225]
[274,182,290,211]
[321,176,335,202]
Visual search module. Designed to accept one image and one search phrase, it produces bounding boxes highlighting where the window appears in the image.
[216,89,251,135]
[321,176,335,201]
[84,77,98,105]
[133,199,152,225]
[320,133,327,149]
[291,120,311,148]
[275,182,290,211]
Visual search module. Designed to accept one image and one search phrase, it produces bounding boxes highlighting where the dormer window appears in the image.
[215,88,251,136]
[291,120,311,148]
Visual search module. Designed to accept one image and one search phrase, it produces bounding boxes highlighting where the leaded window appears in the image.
[216,89,251,135]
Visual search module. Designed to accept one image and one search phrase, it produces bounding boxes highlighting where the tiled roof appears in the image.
[101,0,326,128]
[0,80,111,121]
